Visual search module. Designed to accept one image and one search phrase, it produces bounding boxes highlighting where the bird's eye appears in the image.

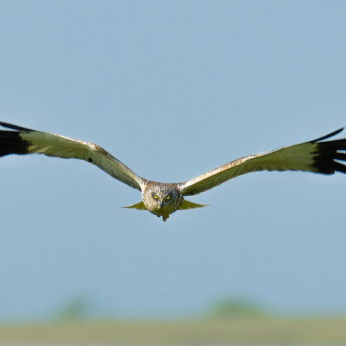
[166,196,171,200]
[154,195,158,199]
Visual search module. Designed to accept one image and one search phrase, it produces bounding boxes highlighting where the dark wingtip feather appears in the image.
[333,161,346,174]
[0,122,35,157]
[0,131,30,157]
[311,129,346,174]
[0,122,34,132]
[311,127,344,142]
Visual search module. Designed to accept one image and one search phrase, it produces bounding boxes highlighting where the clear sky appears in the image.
[0,0,346,320]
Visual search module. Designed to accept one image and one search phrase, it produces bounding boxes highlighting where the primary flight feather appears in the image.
[1,122,345,221]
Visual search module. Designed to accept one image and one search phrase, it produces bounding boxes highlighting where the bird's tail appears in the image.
[123,201,147,210]
[178,199,208,210]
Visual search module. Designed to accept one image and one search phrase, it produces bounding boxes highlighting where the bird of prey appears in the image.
[0,121,345,221]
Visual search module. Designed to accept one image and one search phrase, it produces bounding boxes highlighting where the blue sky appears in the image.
[0,0,346,320]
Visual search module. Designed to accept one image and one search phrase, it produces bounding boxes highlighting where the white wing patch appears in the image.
[2,122,345,203]
[179,137,340,196]
[20,131,145,191]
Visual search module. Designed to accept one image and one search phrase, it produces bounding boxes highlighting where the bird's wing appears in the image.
[0,122,145,191]
[178,128,346,196]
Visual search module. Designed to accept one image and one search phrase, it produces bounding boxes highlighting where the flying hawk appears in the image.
[0,122,345,221]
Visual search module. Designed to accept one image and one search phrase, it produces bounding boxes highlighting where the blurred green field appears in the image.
[0,317,346,345]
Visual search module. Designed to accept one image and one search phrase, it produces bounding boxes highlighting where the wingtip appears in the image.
[312,127,345,142]
[0,122,35,132]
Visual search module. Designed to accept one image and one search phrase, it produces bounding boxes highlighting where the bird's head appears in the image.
[142,183,182,220]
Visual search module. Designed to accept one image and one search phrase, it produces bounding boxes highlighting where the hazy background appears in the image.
[0,0,345,321]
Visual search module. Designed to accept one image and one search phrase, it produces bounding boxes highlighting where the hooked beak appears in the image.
[159,200,164,208]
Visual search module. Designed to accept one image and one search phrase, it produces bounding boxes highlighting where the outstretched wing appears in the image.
[0,122,145,191]
[179,128,346,196]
